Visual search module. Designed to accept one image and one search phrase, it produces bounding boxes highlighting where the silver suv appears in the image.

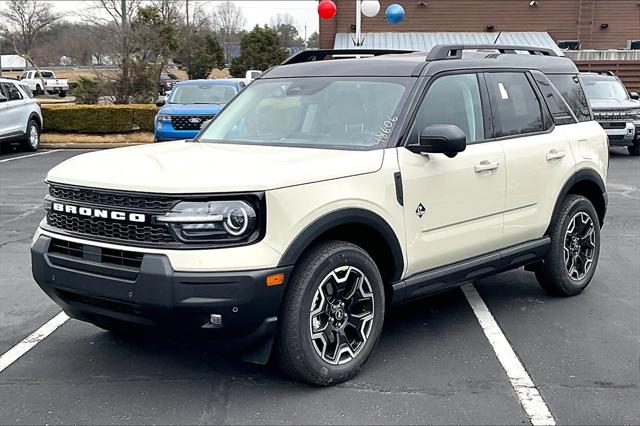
[0,77,43,151]
[580,72,640,156]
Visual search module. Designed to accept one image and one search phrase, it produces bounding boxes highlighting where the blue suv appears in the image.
[154,79,245,142]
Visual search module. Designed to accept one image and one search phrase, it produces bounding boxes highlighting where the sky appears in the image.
[40,0,320,36]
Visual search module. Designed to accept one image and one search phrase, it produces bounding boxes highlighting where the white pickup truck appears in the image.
[19,70,69,97]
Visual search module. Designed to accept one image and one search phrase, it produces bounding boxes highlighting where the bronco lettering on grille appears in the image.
[51,202,146,223]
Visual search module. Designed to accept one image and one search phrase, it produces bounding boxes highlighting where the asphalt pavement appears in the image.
[0,148,638,425]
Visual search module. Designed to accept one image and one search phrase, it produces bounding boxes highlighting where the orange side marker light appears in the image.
[266,273,285,287]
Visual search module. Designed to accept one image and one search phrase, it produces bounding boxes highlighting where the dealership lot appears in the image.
[0,149,638,424]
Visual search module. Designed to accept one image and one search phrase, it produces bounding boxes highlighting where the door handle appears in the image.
[474,160,500,173]
[546,149,566,161]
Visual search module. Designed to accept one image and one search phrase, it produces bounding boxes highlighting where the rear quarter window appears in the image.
[547,74,592,122]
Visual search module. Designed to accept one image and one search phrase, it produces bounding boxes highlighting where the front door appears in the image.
[398,73,506,277]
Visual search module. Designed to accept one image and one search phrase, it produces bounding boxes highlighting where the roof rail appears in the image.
[426,44,558,61]
[282,49,416,65]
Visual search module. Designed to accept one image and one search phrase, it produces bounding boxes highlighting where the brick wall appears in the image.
[320,0,640,50]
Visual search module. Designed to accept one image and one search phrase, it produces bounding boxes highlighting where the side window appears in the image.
[485,72,545,138]
[548,74,591,122]
[531,71,576,125]
[409,73,485,144]
[1,83,23,101]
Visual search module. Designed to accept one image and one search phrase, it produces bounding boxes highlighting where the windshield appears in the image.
[169,83,237,104]
[199,77,410,150]
[581,77,628,100]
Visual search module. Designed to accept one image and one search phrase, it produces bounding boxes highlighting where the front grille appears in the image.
[49,238,144,268]
[594,111,631,121]
[600,122,626,129]
[608,135,625,141]
[47,211,174,244]
[171,115,214,131]
[56,289,143,317]
[49,184,176,212]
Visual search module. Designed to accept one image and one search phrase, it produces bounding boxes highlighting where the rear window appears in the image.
[548,74,591,122]
[39,71,54,78]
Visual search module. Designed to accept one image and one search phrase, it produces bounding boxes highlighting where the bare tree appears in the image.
[269,12,296,28]
[0,0,61,87]
[210,1,246,42]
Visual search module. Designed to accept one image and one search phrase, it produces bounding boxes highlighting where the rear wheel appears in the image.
[277,240,385,385]
[22,119,40,152]
[535,195,600,296]
[628,140,640,156]
[58,90,67,98]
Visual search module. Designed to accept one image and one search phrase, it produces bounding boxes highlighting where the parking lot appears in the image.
[0,148,638,424]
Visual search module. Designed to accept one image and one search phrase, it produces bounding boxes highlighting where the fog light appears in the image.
[209,314,223,325]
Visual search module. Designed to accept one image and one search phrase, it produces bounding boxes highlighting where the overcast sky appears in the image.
[40,0,320,36]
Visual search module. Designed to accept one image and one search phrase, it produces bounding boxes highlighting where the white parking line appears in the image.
[0,312,69,374]
[462,284,556,426]
[0,150,62,163]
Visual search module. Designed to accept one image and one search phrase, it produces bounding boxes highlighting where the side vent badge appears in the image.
[416,203,426,218]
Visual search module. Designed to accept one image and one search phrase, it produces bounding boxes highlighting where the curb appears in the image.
[40,142,151,149]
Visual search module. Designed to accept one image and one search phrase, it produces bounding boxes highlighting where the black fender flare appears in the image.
[548,168,607,230]
[277,208,405,282]
[27,112,42,130]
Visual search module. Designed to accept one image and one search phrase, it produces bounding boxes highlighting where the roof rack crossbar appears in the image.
[282,49,416,65]
[426,44,558,61]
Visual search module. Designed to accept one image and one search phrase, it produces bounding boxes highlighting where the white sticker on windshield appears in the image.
[498,82,509,100]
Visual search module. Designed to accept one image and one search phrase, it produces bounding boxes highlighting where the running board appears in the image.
[391,238,550,305]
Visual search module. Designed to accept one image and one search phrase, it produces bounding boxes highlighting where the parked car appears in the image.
[19,70,69,97]
[159,72,180,95]
[32,45,608,386]
[0,77,43,151]
[245,70,262,85]
[154,79,245,142]
[580,72,640,156]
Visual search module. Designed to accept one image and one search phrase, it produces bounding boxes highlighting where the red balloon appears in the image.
[318,0,337,20]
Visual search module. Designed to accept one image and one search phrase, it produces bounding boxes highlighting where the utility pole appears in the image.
[186,0,190,30]
[120,0,129,103]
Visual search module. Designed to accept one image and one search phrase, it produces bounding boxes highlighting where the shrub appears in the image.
[71,77,105,105]
[42,104,158,133]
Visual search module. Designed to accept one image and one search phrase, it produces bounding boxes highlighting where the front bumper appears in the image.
[154,126,199,141]
[599,122,636,146]
[31,235,292,347]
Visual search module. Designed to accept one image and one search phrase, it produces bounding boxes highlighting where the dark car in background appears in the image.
[159,72,180,95]
[580,72,640,156]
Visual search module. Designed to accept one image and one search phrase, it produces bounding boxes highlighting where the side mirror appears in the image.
[629,91,640,100]
[407,124,467,158]
[0,94,7,103]
[155,98,166,107]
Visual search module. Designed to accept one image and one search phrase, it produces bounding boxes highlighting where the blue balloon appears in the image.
[385,4,405,24]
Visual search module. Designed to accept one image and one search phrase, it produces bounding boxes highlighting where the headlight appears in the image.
[155,200,259,244]
[628,109,640,121]
[156,114,171,124]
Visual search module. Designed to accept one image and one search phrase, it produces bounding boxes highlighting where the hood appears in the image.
[47,141,384,193]
[159,103,225,115]
[589,98,640,111]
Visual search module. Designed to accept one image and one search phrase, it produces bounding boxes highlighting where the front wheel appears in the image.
[22,119,40,152]
[535,195,601,296]
[277,240,385,385]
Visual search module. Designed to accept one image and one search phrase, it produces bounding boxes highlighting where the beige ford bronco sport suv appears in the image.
[32,45,608,385]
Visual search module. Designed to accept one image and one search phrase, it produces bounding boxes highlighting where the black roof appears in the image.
[263,46,578,79]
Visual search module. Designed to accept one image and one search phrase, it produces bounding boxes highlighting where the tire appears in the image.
[277,240,385,386]
[58,90,67,98]
[22,119,40,152]
[35,85,43,96]
[628,140,640,156]
[535,194,601,296]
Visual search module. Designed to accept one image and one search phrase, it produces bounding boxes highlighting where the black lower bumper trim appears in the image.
[31,235,292,346]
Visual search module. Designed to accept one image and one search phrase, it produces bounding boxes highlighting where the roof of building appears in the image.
[333,32,564,56]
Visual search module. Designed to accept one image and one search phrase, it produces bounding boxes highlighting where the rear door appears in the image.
[398,72,506,276]
[0,82,26,136]
[485,71,576,247]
